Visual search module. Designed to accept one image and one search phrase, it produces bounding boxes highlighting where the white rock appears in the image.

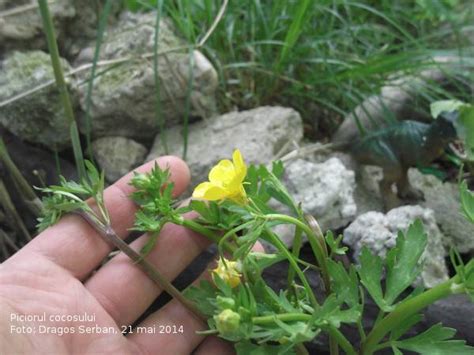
[147,106,304,186]
[285,158,357,231]
[343,205,449,288]
[92,136,147,182]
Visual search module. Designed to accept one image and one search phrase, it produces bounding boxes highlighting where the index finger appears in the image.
[6,156,190,280]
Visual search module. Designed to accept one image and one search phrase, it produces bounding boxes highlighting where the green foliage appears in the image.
[36,154,474,354]
[161,0,473,124]
[37,160,108,231]
[359,220,427,311]
[392,323,472,354]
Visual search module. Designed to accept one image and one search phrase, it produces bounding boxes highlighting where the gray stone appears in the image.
[0,50,78,149]
[92,136,147,182]
[0,0,75,51]
[285,158,357,231]
[147,106,304,186]
[426,295,474,344]
[343,205,449,288]
[409,169,474,253]
[75,11,218,140]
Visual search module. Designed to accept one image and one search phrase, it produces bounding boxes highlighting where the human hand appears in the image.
[0,157,235,355]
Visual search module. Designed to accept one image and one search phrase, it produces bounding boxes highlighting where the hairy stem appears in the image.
[77,211,205,321]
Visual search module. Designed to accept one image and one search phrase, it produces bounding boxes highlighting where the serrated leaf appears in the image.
[384,220,427,305]
[394,323,474,355]
[327,259,359,308]
[358,247,389,311]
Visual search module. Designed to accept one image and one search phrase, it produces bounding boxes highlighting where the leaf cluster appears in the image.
[37,161,107,231]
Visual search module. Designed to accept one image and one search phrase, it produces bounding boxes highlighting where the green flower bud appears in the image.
[216,296,235,310]
[214,309,240,335]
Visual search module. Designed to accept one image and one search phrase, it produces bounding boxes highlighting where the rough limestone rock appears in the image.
[0,51,78,149]
[0,0,75,51]
[92,136,147,182]
[409,169,474,253]
[343,205,449,288]
[75,11,218,140]
[147,106,303,185]
[285,158,357,231]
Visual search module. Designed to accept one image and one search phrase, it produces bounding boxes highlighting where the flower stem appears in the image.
[263,214,331,294]
[263,226,319,308]
[77,211,205,321]
[37,0,86,180]
[362,276,462,354]
[174,217,236,253]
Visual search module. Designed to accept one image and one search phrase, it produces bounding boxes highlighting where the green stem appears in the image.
[173,216,236,253]
[37,0,86,180]
[0,137,43,216]
[252,312,312,324]
[362,277,461,354]
[153,0,168,154]
[83,0,112,161]
[287,225,303,289]
[0,179,31,241]
[264,214,331,295]
[328,327,356,355]
[263,226,319,308]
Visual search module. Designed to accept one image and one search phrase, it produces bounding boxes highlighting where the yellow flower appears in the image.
[212,258,242,288]
[192,149,247,204]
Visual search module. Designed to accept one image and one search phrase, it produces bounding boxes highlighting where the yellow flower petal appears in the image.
[209,159,234,185]
[232,149,247,181]
[192,149,248,204]
[192,182,227,200]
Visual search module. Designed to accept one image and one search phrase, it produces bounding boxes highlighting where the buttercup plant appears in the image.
[38,149,474,354]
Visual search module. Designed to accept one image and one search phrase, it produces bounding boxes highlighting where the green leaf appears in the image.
[458,104,474,159]
[460,180,474,224]
[430,99,465,119]
[358,247,389,311]
[384,220,427,305]
[394,323,474,354]
[183,280,217,316]
[313,294,360,328]
[326,231,348,256]
[327,259,359,308]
